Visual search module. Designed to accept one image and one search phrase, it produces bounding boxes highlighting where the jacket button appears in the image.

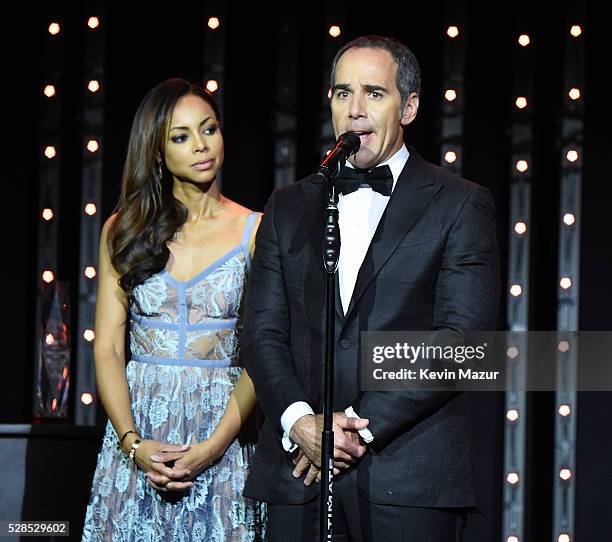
[339,339,352,349]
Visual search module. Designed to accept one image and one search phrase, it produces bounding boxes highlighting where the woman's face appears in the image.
[163,94,224,185]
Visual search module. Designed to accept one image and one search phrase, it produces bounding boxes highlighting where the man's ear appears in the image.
[400,92,419,126]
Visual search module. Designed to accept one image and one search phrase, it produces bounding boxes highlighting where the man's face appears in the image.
[330,47,419,169]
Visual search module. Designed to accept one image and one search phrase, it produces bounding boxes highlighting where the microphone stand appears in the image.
[320,161,341,541]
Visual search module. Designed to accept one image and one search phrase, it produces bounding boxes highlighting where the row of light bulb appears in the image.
[43,140,100,159]
[451,23,580,542]
[443,88,581,106]
[49,19,584,44]
[507,534,572,542]
[506,340,572,359]
[510,276,574,297]
[446,26,582,41]
[506,467,573,487]
[47,17,99,35]
[506,403,571,423]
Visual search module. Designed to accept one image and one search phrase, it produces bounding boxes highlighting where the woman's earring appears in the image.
[156,157,163,181]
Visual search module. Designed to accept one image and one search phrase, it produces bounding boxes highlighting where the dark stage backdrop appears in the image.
[3,1,611,539]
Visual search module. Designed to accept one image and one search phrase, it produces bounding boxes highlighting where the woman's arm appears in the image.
[93,215,137,451]
[207,369,258,458]
[95,216,191,490]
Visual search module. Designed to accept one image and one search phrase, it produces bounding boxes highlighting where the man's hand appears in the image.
[292,451,324,486]
[289,412,369,470]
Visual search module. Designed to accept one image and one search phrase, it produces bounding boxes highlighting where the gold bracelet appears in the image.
[128,439,141,461]
[118,430,137,450]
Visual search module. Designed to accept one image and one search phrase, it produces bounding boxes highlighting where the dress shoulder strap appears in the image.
[240,211,261,273]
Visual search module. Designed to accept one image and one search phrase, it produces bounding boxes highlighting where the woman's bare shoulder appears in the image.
[223,198,261,222]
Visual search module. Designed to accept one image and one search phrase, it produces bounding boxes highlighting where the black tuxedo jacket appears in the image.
[241,148,499,507]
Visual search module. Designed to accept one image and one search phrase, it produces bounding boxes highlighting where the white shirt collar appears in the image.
[345,144,409,193]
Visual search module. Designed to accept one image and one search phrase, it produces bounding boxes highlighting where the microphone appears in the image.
[316,132,361,182]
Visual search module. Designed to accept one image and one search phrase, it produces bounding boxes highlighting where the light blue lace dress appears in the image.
[82,212,266,541]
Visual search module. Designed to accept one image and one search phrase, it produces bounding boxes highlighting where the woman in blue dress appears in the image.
[82,79,265,541]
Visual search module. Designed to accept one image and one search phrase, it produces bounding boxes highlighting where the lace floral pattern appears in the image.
[83,364,265,541]
[133,274,168,317]
[83,214,265,541]
[188,256,246,324]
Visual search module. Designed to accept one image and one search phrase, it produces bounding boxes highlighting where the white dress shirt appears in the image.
[280,145,410,451]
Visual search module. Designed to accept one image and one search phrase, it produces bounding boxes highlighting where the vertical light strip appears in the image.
[75,14,105,425]
[33,20,64,418]
[273,15,298,188]
[204,9,225,190]
[502,13,536,542]
[553,4,585,541]
[318,19,345,161]
[440,14,466,174]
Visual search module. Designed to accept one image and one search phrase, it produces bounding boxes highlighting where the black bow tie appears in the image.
[335,165,393,196]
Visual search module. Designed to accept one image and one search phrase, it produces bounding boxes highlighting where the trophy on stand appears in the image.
[34,281,71,420]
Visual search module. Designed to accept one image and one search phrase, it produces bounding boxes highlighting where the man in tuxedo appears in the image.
[241,35,499,541]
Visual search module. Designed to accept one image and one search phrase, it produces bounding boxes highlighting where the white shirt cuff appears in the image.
[280,401,315,453]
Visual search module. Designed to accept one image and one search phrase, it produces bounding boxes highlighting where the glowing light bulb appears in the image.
[558,404,571,417]
[507,472,519,485]
[445,89,457,101]
[558,340,570,353]
[447,26,459,38]
[329,25,341,38]
[48,23,60,35]
[507,409,519,421]
[83,329,95,342]
[566,150,579,162]
[42,208,54,221]
[208,17,220,30]
[44,146,57,159]
[43,84,56,97]
[510,284,522,297]
[559,468,572,481]
[42,270,55,283]
[88,17,100,29]
[507,346,519,359]
[88,80,100,92]
[514,222,527,235]
[84,266,97,279]
[516,160,528,173]
[206,80,219,93]
[558,533,571,542]
[87,140,99,152]
[570,25,582,37]
[85,203,97,215]
[568,88,581,100]
[515,97,527,109]
[560,277,572,290]
[81,392,94,405]
[444,151,457,163]
[45,333,55,346]
[563,213,575,226]
[518,34,530,47]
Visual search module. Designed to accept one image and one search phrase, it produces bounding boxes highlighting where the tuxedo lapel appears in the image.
[343,150,442,323]
[302,176,327,267]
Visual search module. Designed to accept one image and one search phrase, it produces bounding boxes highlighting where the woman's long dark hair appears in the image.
[107,78,221,307]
